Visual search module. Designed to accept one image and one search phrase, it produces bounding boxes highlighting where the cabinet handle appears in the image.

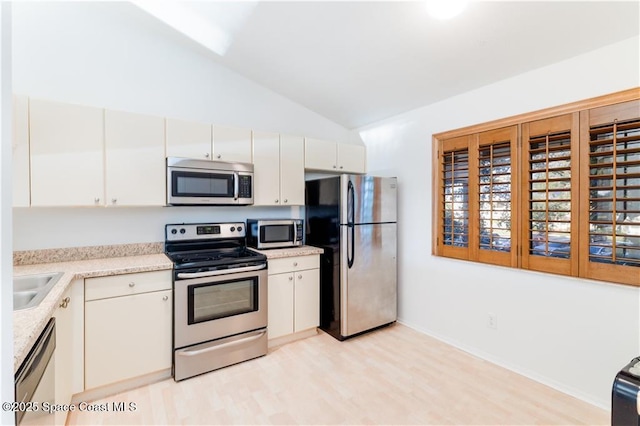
[288,276,293,281]
[59,297,70,309]
[111,198,117,204]
[163,295,169,301]
[275,199,279,204]
[217,154,222,159]
[333,165,337,169]
[339,166,344,169]
[94,197,100,204]
[129,282,135,288]
[298,274,302,280]
[205,153,210,158]
[284,199,288,204]
[293,262,298,267]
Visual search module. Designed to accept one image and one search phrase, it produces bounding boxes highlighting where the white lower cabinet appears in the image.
[84,271,172,390]
[54,279,83,425]
[267,255,320,340]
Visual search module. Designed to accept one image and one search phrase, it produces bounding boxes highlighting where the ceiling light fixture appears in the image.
[425,0,468,20]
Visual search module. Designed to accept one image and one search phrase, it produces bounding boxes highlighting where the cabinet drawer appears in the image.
[268,255,319,275]
[85,270,171,301]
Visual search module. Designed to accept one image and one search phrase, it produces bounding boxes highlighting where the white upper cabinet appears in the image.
[304,137,337,171]
[12,95,30,207]
[213,125,252,163]
[252,131,281,206]
[105,110,166,206]
[279,134,305,205]
[252,132,304,206]
[165,118,212,160]
[304,138,366,174]
[30,99,104,206]
[337,143,366,174]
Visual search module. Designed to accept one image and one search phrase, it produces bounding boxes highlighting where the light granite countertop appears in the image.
[251,245,324,258]
[13,254,172,372]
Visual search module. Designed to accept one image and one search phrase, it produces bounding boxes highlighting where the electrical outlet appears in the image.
[487,313,497,330]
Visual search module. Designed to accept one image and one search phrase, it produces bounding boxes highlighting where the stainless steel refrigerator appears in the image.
[306,175,397,340]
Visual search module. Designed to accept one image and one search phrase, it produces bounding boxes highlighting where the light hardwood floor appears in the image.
[68,324,608,425]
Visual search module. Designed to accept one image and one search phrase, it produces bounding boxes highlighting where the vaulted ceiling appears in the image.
[123,1,640,129]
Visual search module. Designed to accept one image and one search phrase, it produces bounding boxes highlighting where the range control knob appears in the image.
[230,226,236,232]
[171,229,177,235]
[180,228,186,234]
[237,226,243,232]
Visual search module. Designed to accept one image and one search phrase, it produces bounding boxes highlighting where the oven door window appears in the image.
[172,171,234,198]
[261,224,293,243]
[187,277,259,325]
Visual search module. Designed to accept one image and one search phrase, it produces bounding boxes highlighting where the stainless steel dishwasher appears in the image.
[14,318,55,426]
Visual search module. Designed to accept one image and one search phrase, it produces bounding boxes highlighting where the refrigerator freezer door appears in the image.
[340,175,397,225]
[340,222,397,337]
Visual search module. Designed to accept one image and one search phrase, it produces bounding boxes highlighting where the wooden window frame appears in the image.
[432,87,640,287]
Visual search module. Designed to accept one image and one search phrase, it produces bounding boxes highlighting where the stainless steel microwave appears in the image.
[167,157,253,206]
[247,219,303,249]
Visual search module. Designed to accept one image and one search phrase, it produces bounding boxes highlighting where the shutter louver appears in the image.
[588,119,640,268]
[528,131,573,259]
[442,149,469,248]
[478,142,511,253]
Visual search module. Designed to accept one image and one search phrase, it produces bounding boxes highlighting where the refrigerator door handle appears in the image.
[347,180,355,268]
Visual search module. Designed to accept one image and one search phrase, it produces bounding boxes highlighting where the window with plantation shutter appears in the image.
[521,114,579,276]
[433,89,640,287]
[436,129,517,265]
[476,126,518,267]
[439,136,471,260]
[580,100,640,286]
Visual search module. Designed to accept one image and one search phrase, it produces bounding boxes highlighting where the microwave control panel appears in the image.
[238,175,252,198]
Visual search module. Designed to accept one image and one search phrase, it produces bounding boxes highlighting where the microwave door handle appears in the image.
[233,172,239,201]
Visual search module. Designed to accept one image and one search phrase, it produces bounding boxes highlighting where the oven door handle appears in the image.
[176,263,266,279]
[178,330,267,357]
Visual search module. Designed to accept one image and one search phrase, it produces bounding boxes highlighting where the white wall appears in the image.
[0,3,14,423]
[10,2,351,251]
[356,35,640,409]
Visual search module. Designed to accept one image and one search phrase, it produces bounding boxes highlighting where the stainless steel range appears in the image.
[165,222,268,381]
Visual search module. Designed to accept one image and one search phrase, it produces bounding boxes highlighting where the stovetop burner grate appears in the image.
[167,247,264,268]
[164,223,266,274]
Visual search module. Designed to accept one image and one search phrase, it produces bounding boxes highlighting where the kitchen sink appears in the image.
[13,272,63,311]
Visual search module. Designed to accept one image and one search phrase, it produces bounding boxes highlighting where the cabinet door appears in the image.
[337,143,366,174]
[252,131,281,206]
[30,99,104,206]
[105,110,166,206]
[85,290,172,390]
[166,118,212,160]
[280,134,305,205]
[267,273,294,339]
[53,287,73,426]
[294,269,320,332]
[12,95,30,207]
[53,280,84,424]
[305,138,337,171]
[213,125,252,163]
